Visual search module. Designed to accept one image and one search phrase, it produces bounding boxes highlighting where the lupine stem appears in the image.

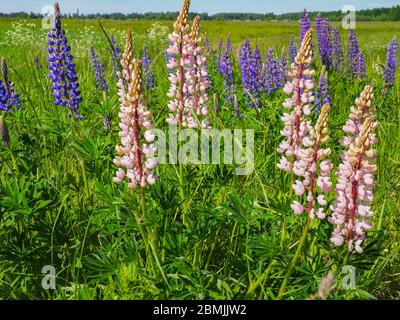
[140,187,170,288]
[247,260,278,297]
[278,216,311,299]
[131,188,157,277]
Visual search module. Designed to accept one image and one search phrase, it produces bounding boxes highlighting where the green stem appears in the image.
[130,189,156,277]
[277,216,311,299]
[140,188,170,289]
[9,148,19,175]
[247,259,278,297]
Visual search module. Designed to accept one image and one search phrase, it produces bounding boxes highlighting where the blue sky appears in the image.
[0,0,398,14]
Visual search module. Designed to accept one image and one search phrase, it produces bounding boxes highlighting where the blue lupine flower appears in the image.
[357,52,367,79]
[347,29,361,79]
[384,36,398,87]
[0,59,21,112]
[110,35,121,81]
[300,9,311,44]
[240,41,263,110]
[315,68,330,116]
[289,36,297,63]
[330,26,343,72]
[47,3,82,120]
[279,51,288,84]
[142,48,155,91]
[90,47,109,93]
[316,14,331,68]
[219,34,239,117]
[205,35,211,52]
[264,48,285,94]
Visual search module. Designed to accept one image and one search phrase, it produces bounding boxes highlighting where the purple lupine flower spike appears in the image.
[90,47,109,93]
[289,36,297,63]
[252,45,263,89]
[110,35,121,81]
[47,3,82,120]
[315,67,330,116]
[239,40,263,110]
[384,36,398,88]
[205,35,211,52]
[219,35,238,116]
[357,52,367,78]
[347,29,360,79]
[316,14,331,68]
[142,48,155,91]
[0,58,21,112]
[330,26,343,71]
[279,51,288,86]
[226,33,232,53]
[239,39,252,94]
[300,9,311,44]
[264,48,284,94]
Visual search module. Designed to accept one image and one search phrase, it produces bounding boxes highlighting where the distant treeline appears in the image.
[1,5,399,21]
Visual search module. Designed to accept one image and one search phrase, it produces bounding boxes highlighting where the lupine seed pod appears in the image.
[329,85,378,253]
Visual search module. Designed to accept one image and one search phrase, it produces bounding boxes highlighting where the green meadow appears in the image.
[0,17,399,299]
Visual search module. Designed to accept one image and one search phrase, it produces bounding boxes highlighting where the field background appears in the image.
[0,17,399,299]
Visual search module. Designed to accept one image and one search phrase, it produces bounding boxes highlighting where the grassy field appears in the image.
[0,17,399,300]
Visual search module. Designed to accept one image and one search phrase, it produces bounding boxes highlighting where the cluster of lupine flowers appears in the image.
[315,67,331,115]
[347,29,366,79]
[90,47,109,93]
[278,30,333,219]
[238,40,288,110]
[329,85,378,253]
[330,26,344,72]
[299,10,311,44]
[218,33,238,114]
[277,28,381,253]
[113,30,158,188]
[315,14,331,68]
[110,35,122,81]
[1,0,397,255]
[166,0,210,128]
[142,48,155,91]
[384,36,398,88]
[47,3,83,120]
